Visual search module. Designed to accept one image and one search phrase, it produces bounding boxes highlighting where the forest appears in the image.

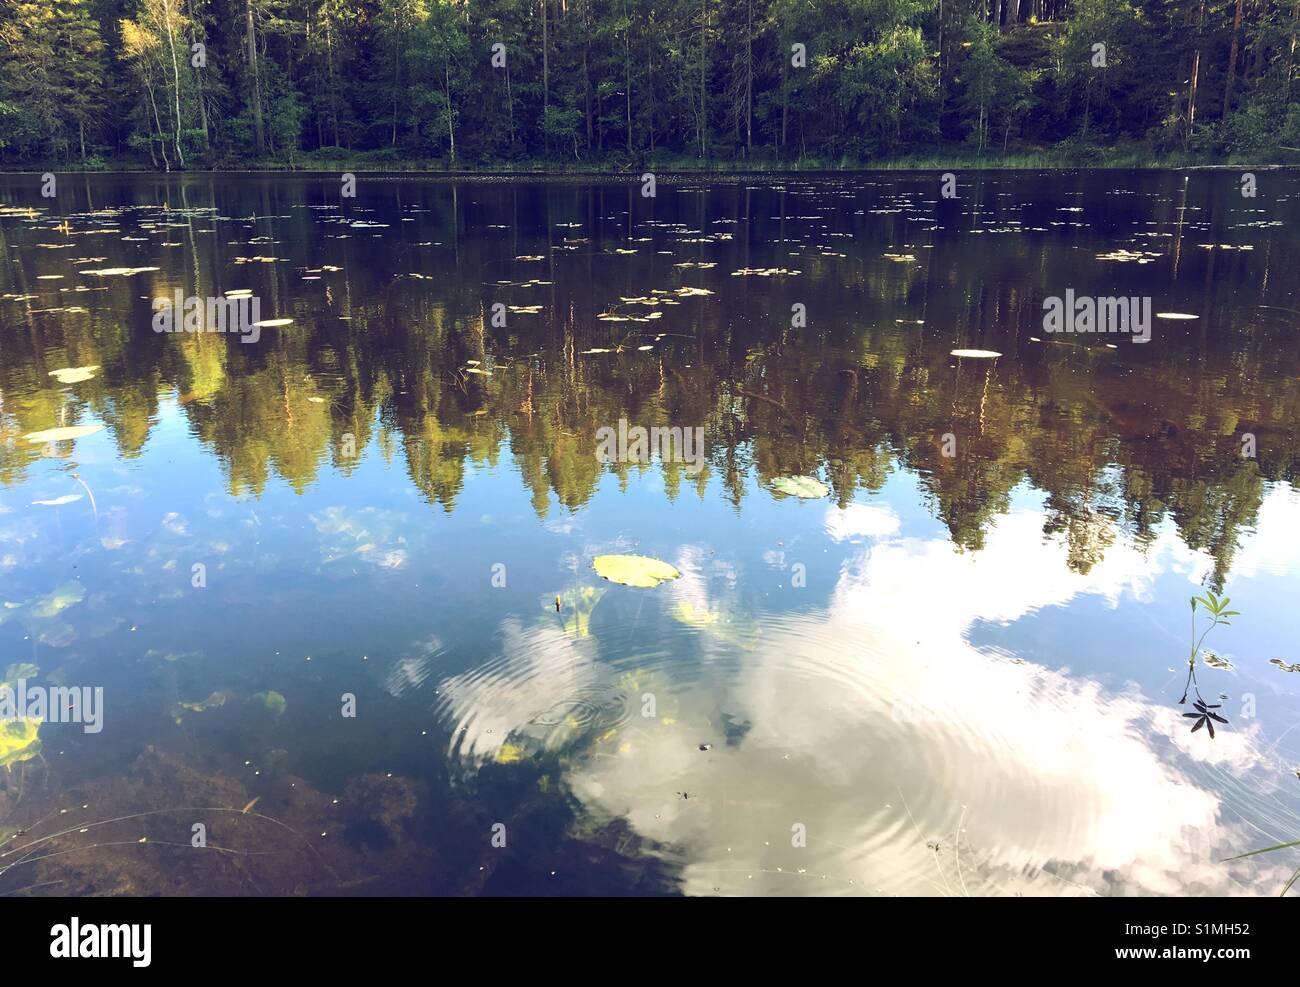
[0,0,1298,169]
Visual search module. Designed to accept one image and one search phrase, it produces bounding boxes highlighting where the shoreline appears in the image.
[1,162,1294,179]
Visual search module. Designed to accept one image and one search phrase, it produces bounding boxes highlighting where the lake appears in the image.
[1,170,1298,896]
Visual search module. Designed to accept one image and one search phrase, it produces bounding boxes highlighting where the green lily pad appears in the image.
[0,717,42,768]
[252,690,287,717]
[170,691,231,723]
[29,581,85,619]
[770,475,830,499]
[592,554,682,588]
[1,663,39,691]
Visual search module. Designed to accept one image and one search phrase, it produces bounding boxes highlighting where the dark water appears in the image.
[1,171,1298,896]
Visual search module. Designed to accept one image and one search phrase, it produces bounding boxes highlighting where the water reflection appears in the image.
[1,173,1298,895]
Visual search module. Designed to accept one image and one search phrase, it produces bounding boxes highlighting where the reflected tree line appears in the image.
[0,176,1296,591]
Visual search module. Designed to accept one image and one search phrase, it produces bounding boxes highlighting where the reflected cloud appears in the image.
[449,508,1300,895]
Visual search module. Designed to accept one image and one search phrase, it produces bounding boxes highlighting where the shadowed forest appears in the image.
[2,0,1299,169]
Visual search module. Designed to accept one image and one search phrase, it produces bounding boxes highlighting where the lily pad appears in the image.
[949,349,1003,359]
[592,554,682,588]
[252,690,287,717]
[48,366,99,384]
[1,663,39,690]
[176,691,228,714]
[22,424,104,444]
[770,475,830,499]
[495,741,528,764]
[29,581,85,619]
[0,717,42,768]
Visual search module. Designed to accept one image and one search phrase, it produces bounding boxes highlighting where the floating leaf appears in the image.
[495,741,527,764]
[0,717,42,768]
[32,494,83,507]
[29,581,85,619]
[77,266,159,277]
[592,554,682,588]
[176,691,228,714]
[950,349,1002,359]
[770,475,830,499]
[48,366,99,384]
[1,663,38,691]
[252,690,287,717]
[22,424,104,443]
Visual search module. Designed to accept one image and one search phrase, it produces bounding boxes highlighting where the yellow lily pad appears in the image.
[22,424,104,443]
[495,741,527,764]
[48,366,99,384]
[770,475,830,499]
[592,554,682,588]
[950,349,1002,359]
[0,717,42,769]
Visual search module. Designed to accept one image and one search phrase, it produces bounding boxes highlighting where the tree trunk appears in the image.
[1185,0,1206,143]
[187,0,210,147]
[1222,0,1244,117]
[445,62,456,162]
[625,30,632,154]
[698,0,707,159]
[326,14,340,146]
[246,0,265,154]
[162,0,186,166]
[582,12,592,153]
[745,0,752,155]
[1286,0,1300,103]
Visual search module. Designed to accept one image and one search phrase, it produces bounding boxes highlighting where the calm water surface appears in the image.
[1,171,1298,896]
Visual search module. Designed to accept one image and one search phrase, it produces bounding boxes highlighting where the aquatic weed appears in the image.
[1178,591,1238,738]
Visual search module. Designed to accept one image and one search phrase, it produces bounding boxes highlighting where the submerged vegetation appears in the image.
[2,0,1300,171]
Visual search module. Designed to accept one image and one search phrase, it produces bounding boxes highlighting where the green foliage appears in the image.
[0,0,1296,167]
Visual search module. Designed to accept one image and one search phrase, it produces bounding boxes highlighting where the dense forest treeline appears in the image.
[0,0,1298,168]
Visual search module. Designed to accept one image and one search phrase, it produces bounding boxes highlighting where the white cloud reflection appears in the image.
[441,505,1300,895]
